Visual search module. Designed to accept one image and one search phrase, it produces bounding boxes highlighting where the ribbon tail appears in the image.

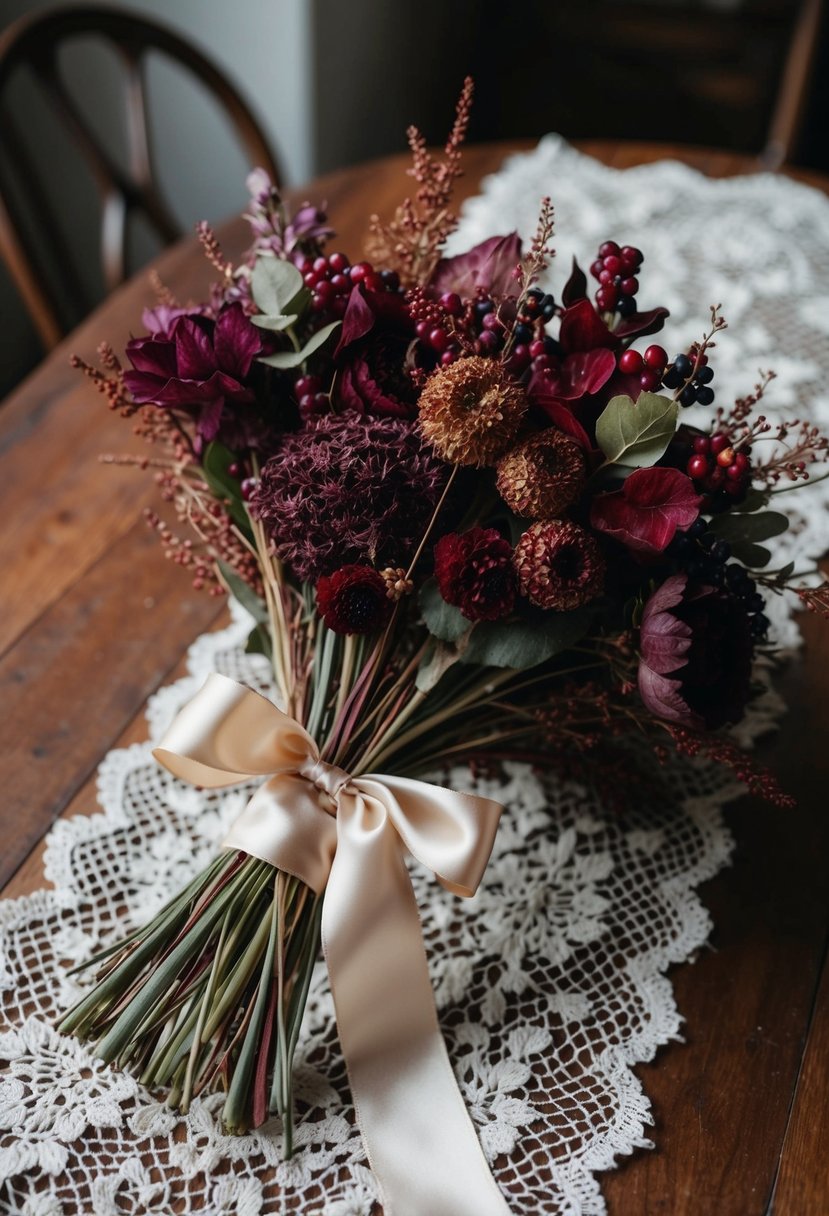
[322,789,511,1216]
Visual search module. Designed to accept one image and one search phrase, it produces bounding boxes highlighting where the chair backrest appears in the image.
[0,4,282,348]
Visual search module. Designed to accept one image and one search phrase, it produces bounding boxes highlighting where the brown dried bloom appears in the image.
[380,566,414,601]
[497,430,586,519]
[514,520,604,611]
[418,356,527,466]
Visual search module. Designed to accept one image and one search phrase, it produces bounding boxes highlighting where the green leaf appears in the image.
[258,320,342,370]
[416,639,462,692]
[731,541,772,568]
[728,486,771,514]
[250,313,299,332]
[217,560,268,623]
[202,442,250,532]
[250,257,303,315]
[461,607,593,670]
[245,622,273,661]
[419,578,470,643]
[595,392,679,468]
[708,510,789,544]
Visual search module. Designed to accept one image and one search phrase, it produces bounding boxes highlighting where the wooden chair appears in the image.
[0,5,282,349]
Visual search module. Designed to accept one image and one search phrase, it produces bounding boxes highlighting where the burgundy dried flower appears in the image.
[434,528,516,622]
[513,520,605,611]
[496,430,587,519]
[418,356,527,466]
[333,284,417,418]
[249,412,449,582]
[316,565,393,635]
[638,573,753,730]
[123,302,266,448]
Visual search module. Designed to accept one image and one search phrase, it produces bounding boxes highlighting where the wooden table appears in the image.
[1,141,827,1216]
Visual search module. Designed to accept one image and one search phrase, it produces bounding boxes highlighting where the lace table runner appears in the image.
[3,137,829,1216]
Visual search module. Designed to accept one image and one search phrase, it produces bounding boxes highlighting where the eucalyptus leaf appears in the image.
[416,639,462,693]
[202,442,250,532]
[708,510,789,544]
[595,392,678,468]
[251,257,304,315]
[258,320,342,369]
[419,578,470,643]
[250,313,299,332]
[461,607,593,670]
[217,560,268,623]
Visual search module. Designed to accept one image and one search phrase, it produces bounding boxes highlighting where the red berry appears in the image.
[596,286,618,310]
[687,455,709,479]
[363,272,384,292]
[602,254,623,276]
[716,447,736,468]
[692,435,711,454]
[295,374,322,397]
[304,270,322,288]
[644,344,667,370]
[620,245,643,266]
[599,268,615,285]
[639,369,660,391]
[440,291,463,316]
[297,257,314,275]
[618,349,643,375]
[429,327,448,352]
[599,241,620,258]
[510,344,530,368]
[415,320,430,339]
[298,393,316,413]
[312,255,329,274]
[330,273,350,294]
[704,468,725,490]
[590,259,604,280]
[725,463,744,480]
[529,339,547,359]
[482,311,500,331]
[440,350,456,366]
[710,433,729,456]
[328,252,349,272]
[314,279,335,306]
[349,261,373,282]
[619,276,639,296]
[733,451,749,473]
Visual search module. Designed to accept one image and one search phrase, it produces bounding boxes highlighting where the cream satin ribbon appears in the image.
[153,672,511,1216]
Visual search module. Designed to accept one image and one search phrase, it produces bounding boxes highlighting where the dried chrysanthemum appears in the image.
[417,356,527,466]
[514,520,605,611]
[496,429,586,519]
[249,412,449,583]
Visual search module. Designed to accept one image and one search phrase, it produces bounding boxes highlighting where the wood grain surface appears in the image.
[1,140,827,1216]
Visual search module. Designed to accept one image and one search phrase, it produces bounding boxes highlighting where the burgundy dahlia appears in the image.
[249,412,449,583]
[123,302,267,448]
[316,565,393,635]
[638,573,753,729]
[434,528,516,622]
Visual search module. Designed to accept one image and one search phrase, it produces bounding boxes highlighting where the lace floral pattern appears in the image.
[3,138,829,1215]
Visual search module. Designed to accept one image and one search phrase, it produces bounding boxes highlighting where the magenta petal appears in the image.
[174,317,217,379]
[637,665,701,728]
[214,302,262,378]
[590,468,701,553]
[559,299,618,353]
[614,306,670,341]
[196,396,225,442]
[564,348,616,396]
[125,334,178,377]
[122,369,169,403]
[429,233,522,299]
[335,286,379,354]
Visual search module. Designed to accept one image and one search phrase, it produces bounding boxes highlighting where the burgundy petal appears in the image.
[174,317,217,379]
[561,258,588,307]
[614,306,670,341]
[564,348,617,397]
[214,302,263,378]
[558,299,618,353]
[590,468,702,554]
[637,665,702,728]
[429,233,522,299]
[125,334,178,377]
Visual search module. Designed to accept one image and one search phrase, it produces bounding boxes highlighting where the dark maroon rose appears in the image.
[124,302,267,448]
[638,573,753,729]
[434,527,516,622]
[429,233,522,300]
[333,284,417,418]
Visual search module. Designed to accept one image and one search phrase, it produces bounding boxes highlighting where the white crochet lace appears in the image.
[3,137,829,1215]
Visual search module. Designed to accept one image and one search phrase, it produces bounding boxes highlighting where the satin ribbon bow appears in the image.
[153,673,511,1216]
